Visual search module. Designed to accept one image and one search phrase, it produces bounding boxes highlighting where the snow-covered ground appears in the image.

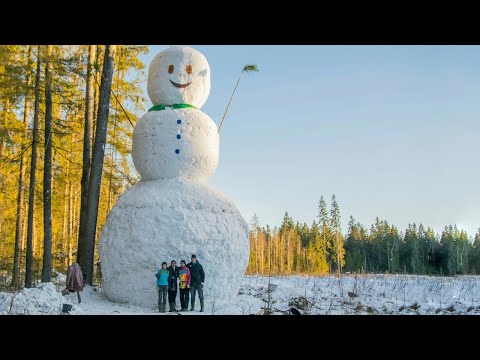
[1,274,480,315]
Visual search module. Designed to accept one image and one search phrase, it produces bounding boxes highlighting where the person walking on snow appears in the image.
[155,262,169,313]
[178,260,191,311]
[167,260,179,312]
[187,254,205,312]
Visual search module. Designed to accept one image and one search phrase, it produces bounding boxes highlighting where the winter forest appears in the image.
[1,45,479,308]
[0,45,148,290]
[246,195,480,277]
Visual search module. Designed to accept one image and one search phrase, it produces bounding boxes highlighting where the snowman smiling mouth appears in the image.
[170,80,192,89]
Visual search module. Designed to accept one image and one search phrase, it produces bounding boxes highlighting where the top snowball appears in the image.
[147,46,211,109]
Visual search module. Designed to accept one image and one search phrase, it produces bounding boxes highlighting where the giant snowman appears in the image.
[99,46,249,308]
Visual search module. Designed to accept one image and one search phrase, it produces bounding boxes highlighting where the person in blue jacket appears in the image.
[155,262,169,313]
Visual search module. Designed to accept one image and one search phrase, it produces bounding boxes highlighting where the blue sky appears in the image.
[139,45,480,237]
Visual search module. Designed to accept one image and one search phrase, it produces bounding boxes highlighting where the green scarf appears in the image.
[148,103,197,112]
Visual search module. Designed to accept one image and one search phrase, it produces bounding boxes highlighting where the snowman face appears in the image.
[147,46,211,109]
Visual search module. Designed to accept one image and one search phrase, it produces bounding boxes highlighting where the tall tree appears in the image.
[330,194,345,274]
[77,45,96,268]
[25,46,41,288]
[471,229,480,274]
[11,46,33,288]
[307,221,329,275]
[42,45,53,283]
[345,216,363,272]
[317,196,332,270]
[83,45,116,285]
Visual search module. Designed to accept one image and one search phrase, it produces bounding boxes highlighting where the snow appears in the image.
[2,274,480,315]
[132,108,219,181]
[0,283,62,315]
[231,274,480,315]
[99,178,249,307]
[147,46,211,108]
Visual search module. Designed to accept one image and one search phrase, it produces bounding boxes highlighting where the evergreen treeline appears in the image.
[246,195,480,276]
[0,45,148,289]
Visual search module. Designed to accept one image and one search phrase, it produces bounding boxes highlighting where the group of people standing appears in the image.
[155,254,205,313]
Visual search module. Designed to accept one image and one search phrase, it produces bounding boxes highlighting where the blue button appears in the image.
[175,149,180,154]
[177,134,181,139]
[177,119,181,124]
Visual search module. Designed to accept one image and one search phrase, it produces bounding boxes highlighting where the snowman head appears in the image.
[147,46,211,109]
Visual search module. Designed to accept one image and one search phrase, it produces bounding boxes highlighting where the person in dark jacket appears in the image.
[178,260,191,311]
[187,254,205,312]
[166,260,179,312]
[155,262,169,313]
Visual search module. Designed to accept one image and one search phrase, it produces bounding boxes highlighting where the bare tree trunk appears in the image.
[68,180,73,267]
[63,160,70,267]
[33,216,37,256]
[287,232,291,273]
[267,237,271,274]
[260,233,264,274]
[25,46,41,288]
[83,45,116,285]
[107,117,117,212]
[22,207,27,251]
[62,145,69,258]
[12,46,33,289]
[304,242,308,273]
[77,45,97,269]
[107,60,120,212]
[62,181,68,258]
[72,182,78,256]
[92,46,102,139]
[42,45,53,283]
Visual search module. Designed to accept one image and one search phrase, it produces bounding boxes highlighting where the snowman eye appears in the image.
[186,65,192,74]
[168,65,174,74]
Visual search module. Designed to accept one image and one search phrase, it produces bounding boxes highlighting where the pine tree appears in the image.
[77,45,96,269]
[345,216,363,272]
[25,46,42,288]
[11,46,33,289]
[279,212,294,234]
[317,196,332,272]
[330,194,345,274]
[41,45,53,283]
[471,229,480,274]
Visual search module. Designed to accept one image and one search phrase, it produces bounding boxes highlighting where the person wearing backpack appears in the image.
[155,262,169,313]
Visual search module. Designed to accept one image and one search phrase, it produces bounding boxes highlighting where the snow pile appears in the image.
[100,178,249,307]
[0,283,63,315]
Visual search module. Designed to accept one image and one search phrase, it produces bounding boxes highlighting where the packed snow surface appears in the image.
[2,274,480,315]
